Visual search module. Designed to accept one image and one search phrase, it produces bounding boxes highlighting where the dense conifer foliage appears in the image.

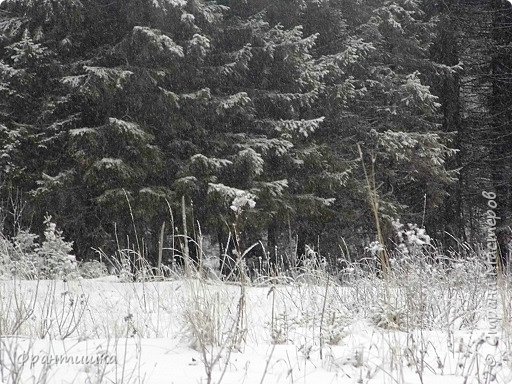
[1,0,509,269]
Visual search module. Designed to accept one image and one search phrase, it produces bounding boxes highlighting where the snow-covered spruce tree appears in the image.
[18,0,218,261]
[0,24,60,236]
[7,0,267,265]
[356,0,457,237]
[36,216,76,279]
[170,3,336,269]
[0,0,248,264]
[272,0,360,256]
[244,22,332,264]
[0,0,92,249]
[293,0,458,251]
[231,0,457,258]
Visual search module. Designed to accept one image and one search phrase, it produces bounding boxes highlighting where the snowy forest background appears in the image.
[0,0,511,273]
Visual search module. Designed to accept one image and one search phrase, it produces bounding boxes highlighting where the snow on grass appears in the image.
[1,267,512,384]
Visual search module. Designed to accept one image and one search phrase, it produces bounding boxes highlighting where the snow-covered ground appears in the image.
[1,271,511,384]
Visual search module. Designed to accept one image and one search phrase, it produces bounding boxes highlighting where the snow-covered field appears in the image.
[1,266,512,384]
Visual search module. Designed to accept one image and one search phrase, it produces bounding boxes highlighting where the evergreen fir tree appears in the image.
[0,0,473,272]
